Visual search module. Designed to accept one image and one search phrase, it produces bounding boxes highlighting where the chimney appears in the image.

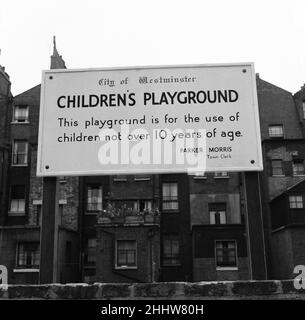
[50,36,66,70]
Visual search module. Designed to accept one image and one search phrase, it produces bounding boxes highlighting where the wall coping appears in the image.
[0,280,304,299]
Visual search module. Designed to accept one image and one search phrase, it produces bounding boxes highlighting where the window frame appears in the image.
[15,242,40,269]
[86,184,103,214]
[162,182,179,211]
[289,195,304,209]
[113,175,128,182]
[292,160,305,176]
[136,199,152,212]
[192,172,207,180]
[209,203,227,225]
[268,125,284,138]
[115,240,137,269]
[162,235,181,266]
[134,175,151,181]
[9,184,26,216]
[215,240,238,270]
[214,172,229,179]
[12,105,29,123]
[85,238,97,265]
[12,140,28,166]
[271,159,284,176]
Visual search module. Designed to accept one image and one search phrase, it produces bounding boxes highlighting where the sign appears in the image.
[37,63,263,176]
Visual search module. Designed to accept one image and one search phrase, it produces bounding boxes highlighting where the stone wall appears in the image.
[0,280,304,299]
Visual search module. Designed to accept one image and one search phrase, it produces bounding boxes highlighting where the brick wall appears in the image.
[193,257,249,281]
[0,227,40,284]
[263,141,305,200]
[257,77,303,141]
[96,225,160,283]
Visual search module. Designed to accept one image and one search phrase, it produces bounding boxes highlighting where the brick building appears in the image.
[190,172,250,281]
[262,84,305,279]
[257,77,305,279]
[1,42,305,283]
[0,41,79,284]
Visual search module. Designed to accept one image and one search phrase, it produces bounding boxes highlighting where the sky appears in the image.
[1,0,305,96]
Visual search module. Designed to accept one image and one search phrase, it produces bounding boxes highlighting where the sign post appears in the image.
[243,172,267,279]
[39,177,59,284]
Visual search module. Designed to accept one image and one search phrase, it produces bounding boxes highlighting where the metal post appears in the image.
[243,171,267,279]
[39,177,59,283]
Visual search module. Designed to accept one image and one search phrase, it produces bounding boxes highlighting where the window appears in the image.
[59,176,67,184]
[87,185,102,212]
[12,140,28,165]
[134,175,151,181]
[268,125,283,138]
[271,159,284,176]
[162,182,178,210]
[289,195,303,208]
[116,240,137,268]
[86,238,97,264]
[192,172,207,179]
[16,242,40,268]
[215,240,237,268]
[163,236,180,266]
[209,203,226,224]
[302,101,305,119]
[113,175,127,181]
[13,105,29,122]
[9,185,25,214]
[136,200,152,212]
[214,172,229,178]
[293,160,305,176]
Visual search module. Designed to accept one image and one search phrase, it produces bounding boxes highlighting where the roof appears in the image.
[271,177,305,202]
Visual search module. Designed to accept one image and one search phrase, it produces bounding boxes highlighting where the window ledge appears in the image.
[272,175,285,177]
[115,266,138,270]
[214,176,230,179]
[11,164,28,167]
[11,121,30,125]
[8,211,25,217]
[113,179,128,182]
[193,176,207,180]
[216,267,238,271]
[293,174,305,177]
[13,268,39,273]
[134,178,151,181]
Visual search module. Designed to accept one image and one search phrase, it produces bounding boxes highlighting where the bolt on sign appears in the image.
[37,63,263,176]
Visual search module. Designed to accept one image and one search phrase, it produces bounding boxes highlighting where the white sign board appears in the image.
[37,63,263,176]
